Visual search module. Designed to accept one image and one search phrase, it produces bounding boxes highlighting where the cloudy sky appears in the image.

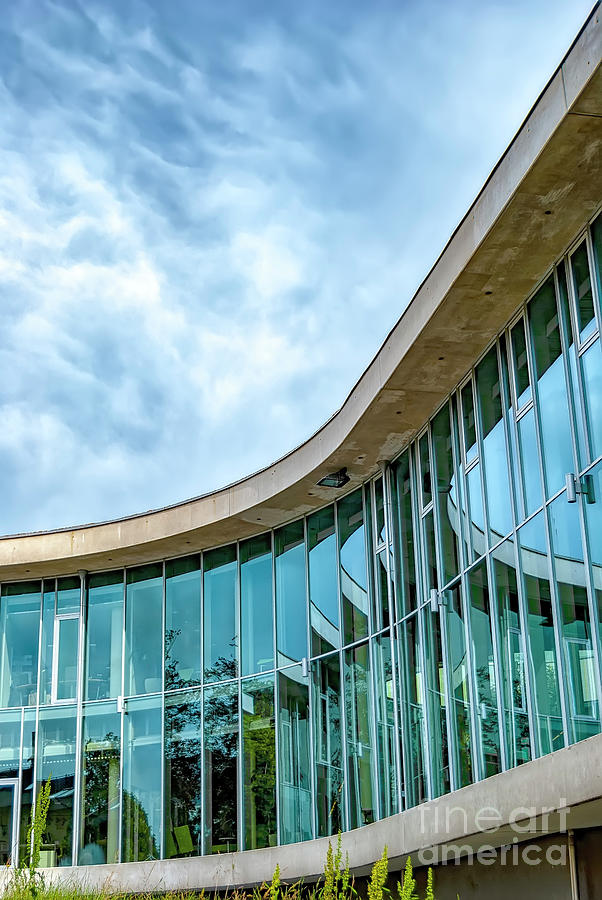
[0,0,593,535]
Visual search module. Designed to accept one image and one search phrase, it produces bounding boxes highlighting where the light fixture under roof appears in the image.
[317,468,350,488]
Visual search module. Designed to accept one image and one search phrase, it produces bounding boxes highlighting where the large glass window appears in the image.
[242,675,276,850]
[467,562,502,777]
[312,651,344,836]
[373,636,397,817]
[275,521,307,665]
[476,346,513,542]
[0,582,40,708]
[85,571,123,702]
[240,535,274,677]
[165,557,201,691]
[444,583,473,788]
[518,513,564,755]
[203,545,237,682]
[422,607,450,796]
[278,668,312,844]
[164,692,202,858]
[528,277,574,496]
[570,241,597,344]
[398,615,426,807]
[344,642,375,828]
[392,451,418,616]
[20,710,35,865]
[338,489,369,645]
[125,564,163,697]
[37,706,77,866]
[432,404,460,586]
[122,696,161,862]
[203,681,238,854]
[548,493,600,742]
[492,543,531,767]
[308,506,339,653]
[79,702,121,865]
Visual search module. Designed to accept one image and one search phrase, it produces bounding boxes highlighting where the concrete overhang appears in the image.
[1,6,600,579]
[10,732,601,893]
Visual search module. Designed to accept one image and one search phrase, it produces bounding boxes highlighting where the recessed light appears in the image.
[317,468,350,488]
[544,210,552,215]
[485,290,493,296]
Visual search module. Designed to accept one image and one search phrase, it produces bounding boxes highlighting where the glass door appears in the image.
[0,780,18,866]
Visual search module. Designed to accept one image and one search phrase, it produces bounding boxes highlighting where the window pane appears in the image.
[510,319,532,407]
[165,556,201,690]
[275,521,307,665]
[38,706,77,866]
[20,710,35,864]
[422,607,450,797]
[122,696,161,862]
[80,702,121,865]
[85,571,123,702]
[373,636,397,817]
[558,261,588,469]
[242,675,276,849]
[240,534,274,677]
[125,564,163,696]
[583,459,602,678]
[418,433,432,507]
[312,652,344,836]
[476,346,513,542]
[392,452,418,615]
[164,692,202,859]
[467,562,501,777]
[517,408,542,517]
[582,338,602,461]
[0,709,21,780]
[203,545,237,682]
[461,380,478,464]
[278,668,312,844]
[203,681,238,854]
[445,584,473,787]
[338,489,369,645]
[518,513,564,755]
[57,576,80,615]
[492,542,531,767]
[398,615,426,807]
[571,241,596,343]
[466,463,485,561]
[40,583,55,705]
[549,493,600,742]
[0,582,40,708]
[431,404,460,585]
[528,277,574,496]
[374,477,386,546]
[308,506,339,653]
[56,617,79,701]
[344,642,375,828]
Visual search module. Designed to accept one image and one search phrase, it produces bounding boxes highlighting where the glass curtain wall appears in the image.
[0,209,600,866]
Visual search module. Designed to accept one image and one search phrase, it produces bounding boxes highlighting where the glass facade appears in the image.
[1,212,602,866]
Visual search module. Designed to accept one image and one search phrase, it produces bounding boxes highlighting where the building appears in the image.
[0,7,601,899]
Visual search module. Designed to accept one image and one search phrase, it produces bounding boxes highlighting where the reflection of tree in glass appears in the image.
[204,676,238,850]
[164,627,186,690]
[122,789,158,861]
[243,682,276,848]
[164,696,202,856]
[81,730,120,859]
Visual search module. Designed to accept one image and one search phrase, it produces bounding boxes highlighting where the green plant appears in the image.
[367,847,389,900]
[25,776,52,880]
[269,864,281,900]
[321,832,354,900]
[425,868,434,900]
[397,856,417,900]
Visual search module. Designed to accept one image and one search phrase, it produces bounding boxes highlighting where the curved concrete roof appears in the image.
[1,6,601,580]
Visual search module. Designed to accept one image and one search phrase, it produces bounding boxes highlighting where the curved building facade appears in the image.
[0,8,601,897]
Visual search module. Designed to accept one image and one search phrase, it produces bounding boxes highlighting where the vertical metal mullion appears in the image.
[510,531,538,764]
[15,708,24,868]
[72,570,87,864]
[459,569,482,782]
[271,530,281,846]
[555,265,585,484]
[383,464,404,814]
[334,497,350,832]
[160,561,166,860]
[577,489,602,729]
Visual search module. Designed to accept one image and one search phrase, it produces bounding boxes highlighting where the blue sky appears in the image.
[0,0,594,534]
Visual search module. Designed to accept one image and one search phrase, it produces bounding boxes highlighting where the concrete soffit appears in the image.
[0,6,601,579]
